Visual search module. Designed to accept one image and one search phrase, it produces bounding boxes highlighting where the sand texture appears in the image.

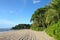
[0,29,55,40]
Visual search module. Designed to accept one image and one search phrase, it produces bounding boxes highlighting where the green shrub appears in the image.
[31,26,45,31]
[46,20,60,40]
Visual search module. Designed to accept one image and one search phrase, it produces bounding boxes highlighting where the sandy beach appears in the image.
[0,29,55,40]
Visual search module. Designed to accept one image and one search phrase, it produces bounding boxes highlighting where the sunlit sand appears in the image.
[0,29,55,40]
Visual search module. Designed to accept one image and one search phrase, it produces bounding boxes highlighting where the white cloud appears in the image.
[0,20,17,28]
[33,0,41,4]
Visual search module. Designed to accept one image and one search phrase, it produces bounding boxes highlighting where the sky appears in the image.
[0,0,50,28]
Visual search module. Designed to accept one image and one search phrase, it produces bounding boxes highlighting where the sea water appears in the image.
[0,28,10,32]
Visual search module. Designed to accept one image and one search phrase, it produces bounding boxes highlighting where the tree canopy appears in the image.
[30,0,60,30]
[12,24,31,29]
[30,0,60,40]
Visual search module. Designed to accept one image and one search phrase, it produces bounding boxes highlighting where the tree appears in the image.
[30,0,60,31]
[45,8,59,26]
[50,0,60,18]
[30,5,59,28]
[12,24,31,29]
[30,8,47,28]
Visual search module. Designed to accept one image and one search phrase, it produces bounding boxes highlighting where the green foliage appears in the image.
[30,0,60,31]
[30,8,47,31]
[45,8,59,25]
[51,0,60,18]
[45,0,60,40]
[30,0,60,40]
[12,24,31,29]
[46,20,60,40]
[31,26,45,31]
[30,6,59,31]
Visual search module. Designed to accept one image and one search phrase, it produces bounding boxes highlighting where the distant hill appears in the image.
[12,24,31,29]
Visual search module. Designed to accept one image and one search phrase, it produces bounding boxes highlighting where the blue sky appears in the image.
[0,0,50,28]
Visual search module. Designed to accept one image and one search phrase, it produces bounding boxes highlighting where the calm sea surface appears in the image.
[0,28,11,32]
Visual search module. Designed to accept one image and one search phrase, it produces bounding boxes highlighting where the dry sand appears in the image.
[0,29,55,40]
